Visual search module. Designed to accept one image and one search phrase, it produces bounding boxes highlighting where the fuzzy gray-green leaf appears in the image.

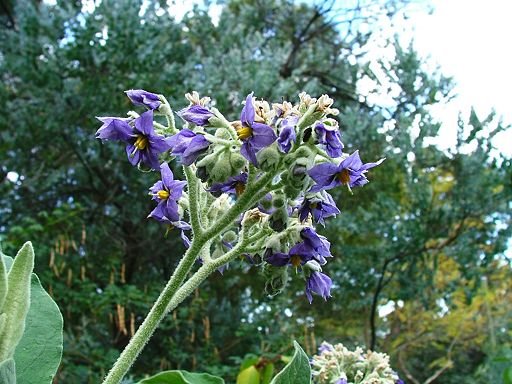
[0,358,16,384]
[0,255,6,312]
[13,274,63,384]
[270,341,311,384]
[0,242,34,360]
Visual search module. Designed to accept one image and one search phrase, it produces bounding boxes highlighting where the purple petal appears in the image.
[240,141,258,166]
[125,144,141,166]
[182,135,210,165]
[305,271,332,303]
[250,122,277,149]
[96,117,134,141]
[265,251,290,267]
[240,92,255,126]
[160,162,174,187]
[134,110,155,136]
[178,105,214,126]
[125,89,161,110]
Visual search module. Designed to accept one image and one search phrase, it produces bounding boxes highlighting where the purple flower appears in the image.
[167,129,210,165]
[305,271,332,303]
[125,89,161,110]
[300,227,332,265]
[265,242,315,268]
[209,173,248,196]
[308,151,385,192]
[335,379,348,384]
[318,343,333,354]
[315,122,343,158]
[236,93,277,166]
[298,192,340,226]
[148,163,187,222]
[277,116,298,153]
[96,110,170,170]
[178,105,215,126]
[396,379,405,384]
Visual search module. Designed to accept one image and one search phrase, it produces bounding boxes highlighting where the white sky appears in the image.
[400,0,512,155]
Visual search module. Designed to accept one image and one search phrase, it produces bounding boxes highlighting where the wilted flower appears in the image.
[125,89,162,110]
[309,151,384,192]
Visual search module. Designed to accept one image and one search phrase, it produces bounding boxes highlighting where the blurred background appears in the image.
[1,0,511,382]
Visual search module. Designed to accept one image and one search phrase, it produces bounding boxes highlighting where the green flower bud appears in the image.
[222,230,238,244]
[262,264,288,297]
[269,207,288,232]
[209,151,234,183]
[229,151,246,173]
[272,194,286,208]
[256,143,281,172]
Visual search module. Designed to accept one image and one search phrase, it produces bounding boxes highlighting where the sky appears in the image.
[396,0,512,154]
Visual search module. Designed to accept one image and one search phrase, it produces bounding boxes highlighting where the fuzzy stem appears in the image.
[103,167,277,384]
[184,166,203,236]
[101,237,204,384]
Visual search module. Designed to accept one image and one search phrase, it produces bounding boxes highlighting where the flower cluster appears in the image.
[311,342,403,384]
[96,89,384,302]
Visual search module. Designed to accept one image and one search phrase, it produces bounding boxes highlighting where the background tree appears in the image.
[0,0,510,383]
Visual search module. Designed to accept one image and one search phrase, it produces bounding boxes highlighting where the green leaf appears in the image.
[0,242,34,360]
[237,365,260,384]
[13,274,63,384]
[0,252,7,311]
[0,358,16,384]
[503,366,512,384]
[261,363,274,384]
[137,370,225,384]
[270,342,311,384]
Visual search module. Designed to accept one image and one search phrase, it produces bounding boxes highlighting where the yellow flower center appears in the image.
[236,126,253,140]
[157,190,170,200]
[134,135,149,150]
[290,255,302,267]
[338,169,350,185]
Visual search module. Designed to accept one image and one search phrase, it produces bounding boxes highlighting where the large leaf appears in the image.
[13,274,63,384]
[504,366,512,384]
[137,370,225,384]
[0,358,16,384]
[1,254,64,384]
[0,242,34,360]
[270,342,310,384]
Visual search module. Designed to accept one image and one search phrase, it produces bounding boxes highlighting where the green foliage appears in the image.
[137,370,225,384]
[13,274,63,384]
[269,342,310,384]
[1,245,63,384]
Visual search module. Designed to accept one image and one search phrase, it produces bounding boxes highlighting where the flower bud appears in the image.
[262,264,288,297]
[222,230,238,244]
[209,151,235,183]
[229,151,246,173]
[269,207,288,232]
[256,143,281,172]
